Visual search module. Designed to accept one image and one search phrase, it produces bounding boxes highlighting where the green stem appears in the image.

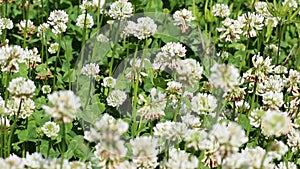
[108,22,121,76]
[131,44,139,138]
[7,99,23,156]
[0,117,4,157]
[97,0,104,31]
[53,34,62,91]
[22,118,28,158]
[22,0,29,48]
[213,94,227,125]
[173,97,182,121]
[247,81,257,137]
[47,139,51,158]
[82,81,92,129]
[60,122,66,169]
[232,101,236,121]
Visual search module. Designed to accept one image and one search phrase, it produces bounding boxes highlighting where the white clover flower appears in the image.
[166,81,182,94]
[257,75,284,94]
[69,161,90,169]
[249,108,266,127]
[173,8,195,33]
[51,22,67,35]
[276,161,297,169]
[134,17,157,40]
[285,97,300,118]
[42,90,81,123]
[42,85,52,94]
[0,45,27,72]
[211,122,248,148]
[268,140,288,160]
[217,18,243,42]
[41,121,60,138]
[223,146,275,169]
[212,3,230,18]
[102,76,116,88]
[48,10,69,25]
[48,42,59,54]
[255,2,279,27]
[165,148,199,169]
[80,0,93,10]
[265,16,280,27]
[181,114,201,128]
[282,0,298,10]
[154,121,188,143]
[44,158,70,169]
[106,90,127,107]
[17,19,36,35]
[94,113,129,138]
[191,93,217,114]
[243,53,274,82]
[273,65,288,74]
[153,42,187,71]
[184,129,212,151]
[138,87,166,121]
[235,100,250,111]
[175,58,204,86]
[209,63,240,92]
[8,77,36,99]
[87,113,128,143]
[251,54,273,71]
[76,13,94,28]
[238,12,264,38]
[284,69,300,92]
[130,136,158,168]
[96,33,109,42]
[287,128,300,152]
[255,1,271,17]
[108,0,133,20]
[261,110,292,137]
[25,152,45,169]
[94,140,127,166]
[162,42,186,58]
[81,63,100,78]
[4,154,25,169]
[262,91,284,110]
[92,0,105,8]
[6,98,35,119]
[24,47,41,66]
[0,17,13,32]
[123,17,157,39]
[116,161,137,169]
[47,10,68,35]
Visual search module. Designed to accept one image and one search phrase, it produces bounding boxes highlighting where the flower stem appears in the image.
[60,122,66,169]
[53,34,62,91]
[247,81,257,137]
[7,98,23,156]
[47,139,51,158]
[97,0,104,31]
